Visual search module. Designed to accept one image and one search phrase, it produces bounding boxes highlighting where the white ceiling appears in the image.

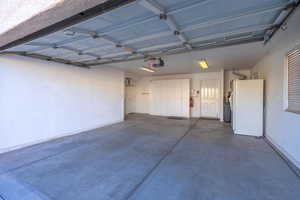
[104,41,268,76]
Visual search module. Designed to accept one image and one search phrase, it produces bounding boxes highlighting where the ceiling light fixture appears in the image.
[140,67,155,73]
[198,59,208,69]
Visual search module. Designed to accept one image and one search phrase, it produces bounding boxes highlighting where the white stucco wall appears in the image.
[0,55,124,153]
[125,72,222,118]
[252,7,300,168]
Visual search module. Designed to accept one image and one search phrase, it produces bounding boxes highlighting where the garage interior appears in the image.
[0,0,300,199]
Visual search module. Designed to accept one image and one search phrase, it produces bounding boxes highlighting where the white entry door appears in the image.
[200,80,219,118]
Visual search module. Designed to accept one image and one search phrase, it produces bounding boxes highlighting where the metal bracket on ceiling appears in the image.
[159,14,167,20]
[138,0,193,50]
[284,0,298,10]
[174,30,180,35]
[263,0,299,44]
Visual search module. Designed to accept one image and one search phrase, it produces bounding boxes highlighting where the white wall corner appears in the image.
[219,69,225,122]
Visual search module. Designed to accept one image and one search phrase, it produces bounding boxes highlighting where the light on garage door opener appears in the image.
[140,67,155,73]
[198,59,209,69]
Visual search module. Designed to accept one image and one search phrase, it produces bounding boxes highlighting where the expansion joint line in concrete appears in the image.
[0,146,82,177]
[123,118,201,200]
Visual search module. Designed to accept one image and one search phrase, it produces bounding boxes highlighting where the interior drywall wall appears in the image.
[224,69,251,102]
[125,86,137,115]
[126,72,222,118]
[0,55,124,153]
[150,79,190,118]
[251,7,300,168]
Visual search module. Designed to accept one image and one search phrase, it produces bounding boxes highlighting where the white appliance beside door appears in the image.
[200,79,220,118]
[232,79,264,137]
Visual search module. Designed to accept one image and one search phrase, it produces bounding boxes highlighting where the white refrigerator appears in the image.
[231,79,264,137]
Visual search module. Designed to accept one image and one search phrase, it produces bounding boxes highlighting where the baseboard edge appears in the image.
[0,119,124,154]
[264,135,300,178]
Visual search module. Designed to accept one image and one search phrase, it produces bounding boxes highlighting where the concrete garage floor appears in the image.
[0,114,299,200]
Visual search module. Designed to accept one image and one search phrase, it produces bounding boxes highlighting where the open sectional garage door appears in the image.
[150,79,190,118]
[0,0,297,67]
